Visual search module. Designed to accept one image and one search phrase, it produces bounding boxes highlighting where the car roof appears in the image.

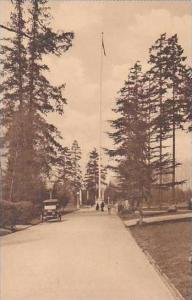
[43,199,59,203]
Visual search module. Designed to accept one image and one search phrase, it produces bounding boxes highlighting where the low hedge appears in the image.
[0,200,35,227]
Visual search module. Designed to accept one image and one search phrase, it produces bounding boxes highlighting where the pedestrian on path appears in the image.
[107,204,112,214]
[101,201,105,212]
[96,203,99,211]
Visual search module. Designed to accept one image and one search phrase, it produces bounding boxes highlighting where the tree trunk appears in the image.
[172,85,176,205]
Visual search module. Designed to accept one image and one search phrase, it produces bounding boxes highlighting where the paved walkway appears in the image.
[1,209,177,300]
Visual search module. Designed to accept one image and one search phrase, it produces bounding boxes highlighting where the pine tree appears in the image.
[183,67,192,131]
[108,34,189,211]
[0,0,29,201]
[148,33,188,205]
[25,0,74,186]
[71,140,82,196]
[58,147,73,184]
[108,62,149,212]
[163,34,187,204]
[84,148,106,203]
[148,33,174,206]
[139,71,161,206]
[53,146,76,207]
[0,0,74,202]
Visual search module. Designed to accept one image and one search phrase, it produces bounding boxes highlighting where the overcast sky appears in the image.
[1,0,192,181]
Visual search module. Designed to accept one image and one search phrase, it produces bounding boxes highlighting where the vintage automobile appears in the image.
[41,199,62,222]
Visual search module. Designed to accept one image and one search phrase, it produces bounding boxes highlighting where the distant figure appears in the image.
[117,203,123,213]
[107,204,112,214]
[101,201,105,212]
[96,203,99,211]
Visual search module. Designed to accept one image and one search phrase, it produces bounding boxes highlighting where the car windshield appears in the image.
[44,205,56,210]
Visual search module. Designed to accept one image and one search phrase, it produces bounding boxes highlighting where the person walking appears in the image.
[96,203,99,211]
[101,201,105,212]
[107,203,112,214]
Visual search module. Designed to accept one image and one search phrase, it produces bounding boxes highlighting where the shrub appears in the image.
[14,201,34,224]
[53,182,74,207]
[0,200,35,227]
[119,208,131,215]
[0,200,14,227]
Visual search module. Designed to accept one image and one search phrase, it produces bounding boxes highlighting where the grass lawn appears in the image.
[130,220,192,300]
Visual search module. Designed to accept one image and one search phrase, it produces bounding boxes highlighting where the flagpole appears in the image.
[98,32,104,202]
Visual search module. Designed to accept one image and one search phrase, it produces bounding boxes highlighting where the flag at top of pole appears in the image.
[102,32,106,56]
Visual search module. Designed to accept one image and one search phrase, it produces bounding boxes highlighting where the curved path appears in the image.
[1,209,176,300]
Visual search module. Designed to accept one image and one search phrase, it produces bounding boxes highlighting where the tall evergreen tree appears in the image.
[108,34,189,210]
[183,67,192,131]
[25,0,74,188]
[163,34,187,204]
[58,147,73,184]
[0,0,29,201]
[53,147,74,206]
[84,148,106,203]
[0,0,74,202]
[148,33,173,206]
[108,62,149,211]
[71,140,82,196]
[140,71,161,206]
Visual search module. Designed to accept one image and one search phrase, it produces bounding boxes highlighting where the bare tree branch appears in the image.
[0,24,30,38]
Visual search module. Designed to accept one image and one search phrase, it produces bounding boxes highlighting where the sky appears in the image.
[1,0,192,183]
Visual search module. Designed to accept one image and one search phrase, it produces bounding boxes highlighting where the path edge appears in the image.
[119,215,185,300]
[142,248,185,300]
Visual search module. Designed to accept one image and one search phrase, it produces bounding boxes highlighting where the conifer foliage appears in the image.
[149,34,187,204]
[53,142,82,207]
[163,34,187,203]
[71,140,82,195]
[84,148,106,203]
[183,67,192,131]
[0,0,74,202]
[108,62,150,210]
[58,147,73,185]
[108,33,191,209]
[148,33,172,204]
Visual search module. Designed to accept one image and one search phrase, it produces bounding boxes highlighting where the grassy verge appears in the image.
[130,221,192,300]
[120,209,191,221]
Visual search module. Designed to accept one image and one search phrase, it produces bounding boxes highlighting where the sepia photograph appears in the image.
[0,0,192,299]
